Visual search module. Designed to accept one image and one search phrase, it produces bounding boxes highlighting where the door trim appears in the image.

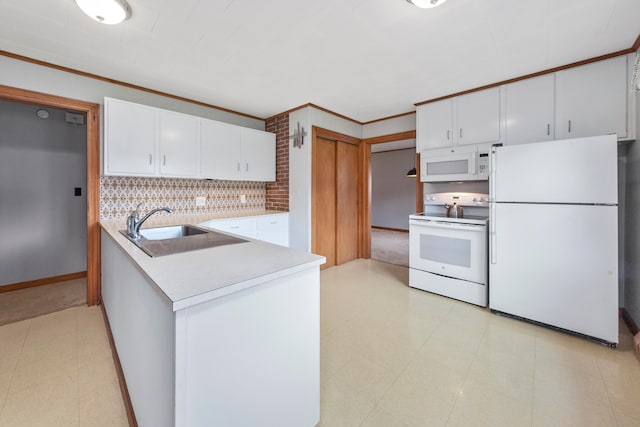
[0,85,101,306]
[362,130,420,259]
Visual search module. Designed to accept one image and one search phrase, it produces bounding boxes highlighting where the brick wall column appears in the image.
[265,114,289,211]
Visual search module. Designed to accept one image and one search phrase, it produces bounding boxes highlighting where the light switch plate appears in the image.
[196,196,206,207]
[240,195,247,204]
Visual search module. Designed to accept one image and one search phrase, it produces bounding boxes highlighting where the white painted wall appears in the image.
[624,87,640,324]
[0,100,87,285]
[0,55,264,130]
[288,106,362,251]
[371,149,416,230]
[362,113,416,139]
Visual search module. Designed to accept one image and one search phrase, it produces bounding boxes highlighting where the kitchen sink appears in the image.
[139,225,208,240]
[120,224,248,257]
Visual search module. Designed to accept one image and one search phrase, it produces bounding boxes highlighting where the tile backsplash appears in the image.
[100,176,266,220]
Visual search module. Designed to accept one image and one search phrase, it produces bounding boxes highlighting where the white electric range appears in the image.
[409,192,489,307]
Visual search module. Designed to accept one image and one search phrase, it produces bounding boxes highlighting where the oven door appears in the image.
[409,219,487,285]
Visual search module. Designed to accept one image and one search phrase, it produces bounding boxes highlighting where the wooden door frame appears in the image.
[0,85,101,306]
[361,130,420,259]
[311,126,366,262]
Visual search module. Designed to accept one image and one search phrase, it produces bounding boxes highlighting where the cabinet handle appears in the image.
[246,163,249,172]
[459,128,463,138]
[237,162,240,171]
[148,154,152,165]
[547,124,550,136]
[568,120,572,133]
[163,155,166,166]
[270,221,278,225]
[230,226,240,229]
[447,130,450,140]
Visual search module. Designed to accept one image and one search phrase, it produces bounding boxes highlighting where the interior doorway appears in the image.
[0,85,101,306]
[311,127,362,269]
[362,130,420,265]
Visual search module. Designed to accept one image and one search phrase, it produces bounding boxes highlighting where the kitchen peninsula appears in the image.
[100,214,325,427]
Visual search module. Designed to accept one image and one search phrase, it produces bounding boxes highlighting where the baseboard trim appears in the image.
[621,307,640,336]
[372,226,409,233]
[0,271,87,293]
[100,303,138,427]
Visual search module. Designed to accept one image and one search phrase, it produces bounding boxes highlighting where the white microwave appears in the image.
[420,145,490,182]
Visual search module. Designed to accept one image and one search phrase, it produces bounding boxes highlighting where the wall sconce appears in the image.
[290,122,307,148]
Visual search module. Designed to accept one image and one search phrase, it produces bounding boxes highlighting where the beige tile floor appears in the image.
[0,305,128,426]
[1,259,638,426]
[319,259,640,427]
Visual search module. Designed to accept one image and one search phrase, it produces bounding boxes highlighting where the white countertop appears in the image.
[100,212,325,311]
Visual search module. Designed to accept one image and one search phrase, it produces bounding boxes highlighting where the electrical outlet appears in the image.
[196,196,206,207]
[240,195,247,204]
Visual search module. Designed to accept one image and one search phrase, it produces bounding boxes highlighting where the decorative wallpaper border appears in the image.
[100,176,266,220]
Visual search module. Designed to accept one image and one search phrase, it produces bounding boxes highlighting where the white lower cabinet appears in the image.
[256,214,289,247]
[200,213,289,247]
[202,217,257,239]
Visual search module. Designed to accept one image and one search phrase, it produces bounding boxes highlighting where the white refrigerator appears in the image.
[489,134,618,345]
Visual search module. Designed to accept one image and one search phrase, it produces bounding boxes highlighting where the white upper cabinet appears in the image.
[199,121,275,182]
[200,119,242,180]
[505,74,555,145]
[241,128,276,182]
[104,97,157,176]
[104,97,276,181]
[416,87,501,151]
[159,110,199,177]
[555,55,629,140]
[416,99,453,150]
[456,87,501,146]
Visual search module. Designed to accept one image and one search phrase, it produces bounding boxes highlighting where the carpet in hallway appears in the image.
[370,228,409,267]
[0,278,86,326]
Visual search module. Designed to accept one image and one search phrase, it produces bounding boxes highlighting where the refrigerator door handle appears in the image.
[490,147,497,264]
[490,203,497,264]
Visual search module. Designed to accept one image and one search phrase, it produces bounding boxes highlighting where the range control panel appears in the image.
[423,192,489,207]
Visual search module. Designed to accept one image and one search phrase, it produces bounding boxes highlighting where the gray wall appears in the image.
[371,149,416,230]
[625,89,640,325]
[0,100,87,285]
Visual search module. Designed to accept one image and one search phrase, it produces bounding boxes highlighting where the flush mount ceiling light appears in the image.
[74,0,131,25]
[406,0,449,8]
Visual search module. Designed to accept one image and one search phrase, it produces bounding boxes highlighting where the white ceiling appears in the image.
[0,0,639,122]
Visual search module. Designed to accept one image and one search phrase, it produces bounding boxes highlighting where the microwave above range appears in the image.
[420,144,490,183]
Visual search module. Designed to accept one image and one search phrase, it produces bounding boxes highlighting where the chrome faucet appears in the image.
[126,203,172,239]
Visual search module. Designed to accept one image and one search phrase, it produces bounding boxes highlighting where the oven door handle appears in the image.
[409,220,486,232]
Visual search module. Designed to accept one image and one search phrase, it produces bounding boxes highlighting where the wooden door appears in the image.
[336,141,359,264]
[314,137,337,267]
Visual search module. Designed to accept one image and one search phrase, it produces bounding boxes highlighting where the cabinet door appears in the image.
[505,74,555,145]
[159,110,199,177]
[555,56,628,140]
[104,98,157,176]
[241,128,276,181]
[202,218,257,238]
[456,87,501,146]
[256,214,289,247]
[200,119,242,180]
[416,99,453,151]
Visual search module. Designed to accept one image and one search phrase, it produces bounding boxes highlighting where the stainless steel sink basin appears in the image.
[139,225,207,240]
[120,224,248,257]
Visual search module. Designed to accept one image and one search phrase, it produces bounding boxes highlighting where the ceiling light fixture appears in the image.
[74,0,131,25]
[406,0,449,8]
